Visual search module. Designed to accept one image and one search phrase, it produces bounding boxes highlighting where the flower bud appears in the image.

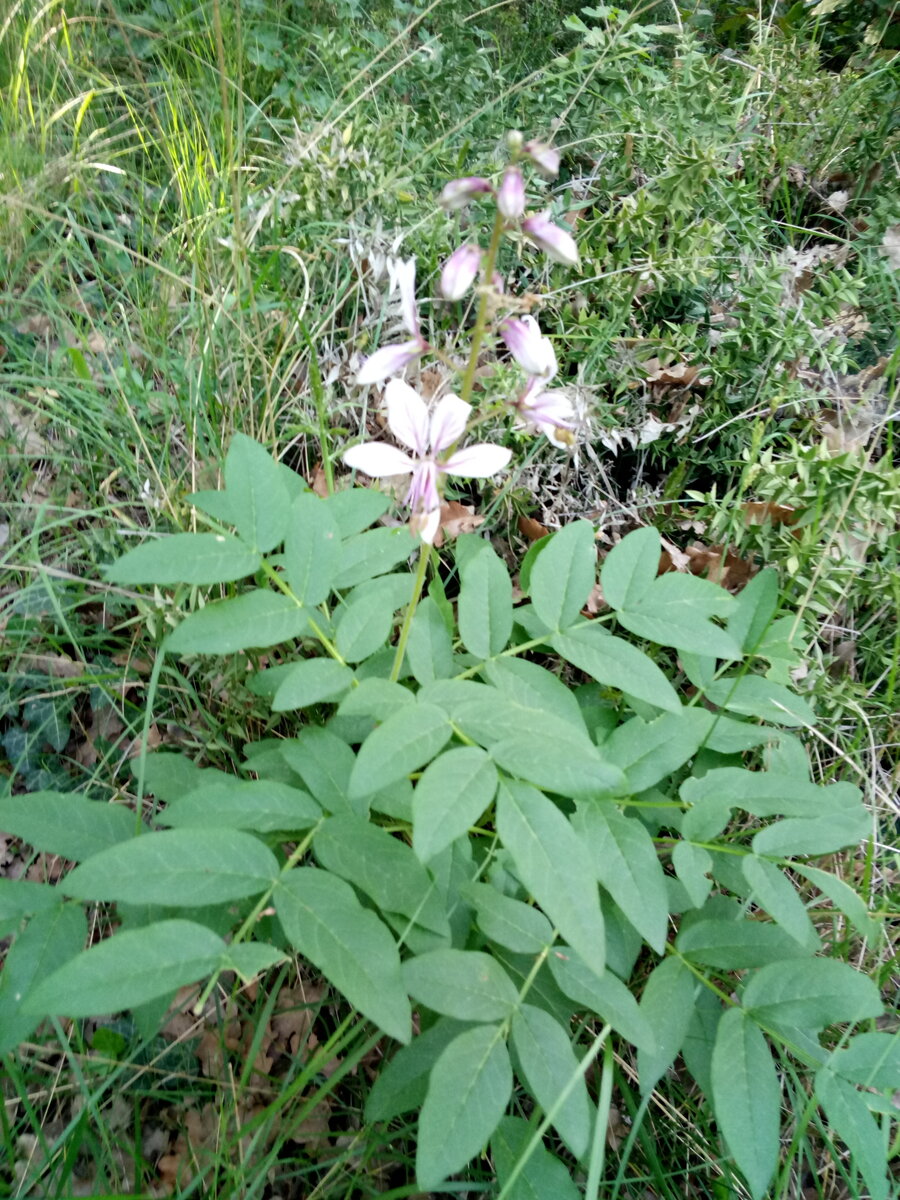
[523,140,561,179]
[496,166,525,221]
[522,210,580,267]
[500,316,558,379]
[440,244,482,300]
[507,129,524,154]
[438,176,493,210]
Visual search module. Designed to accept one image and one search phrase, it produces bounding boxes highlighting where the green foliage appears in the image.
[3,443,888,1197]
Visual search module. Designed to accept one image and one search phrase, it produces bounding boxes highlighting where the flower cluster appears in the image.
[345,135,580,541]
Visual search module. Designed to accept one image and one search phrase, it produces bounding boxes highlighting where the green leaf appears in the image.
[814,1071,889,1200]
[710,1007,780,1200]
[751,809,871,857]
[333,527,413,589]
[63,829,280,905]
[529,520,596,631]
[462,882,553,954]
[348,701,451,800]
[741,959,883,1031]
[497,780,606,972]
[412,747,497,863]
[158,779,321,833]
[457,543,513,658]
[672,841,713,908]
[572,804,668,952]
[511,1003,592,1159]
[324,487,391,537]
[827,1032,900,1091]
[416,1024,512,1188]
[638,956,697,1094]
[335,575,412,663]
[601,526,660,611]
[187,488,237,525]
[552,625,681,714]
[283,493,343,605]
[677,917,814,969]
[280,729,358,814]
[484,657,587,730]
[548,950,656,1053]
[705,676,814,727]
[403,949,518,1020]
[313,814,448,935]
[276,866,411,1043]
[602,709,713,794]
[23,919,226,1019]
[105,533,261,586]
[224,433,290,552]
[792,864,879,940]
[682,985,722,1098]
[1,792,139,861]
[0,879,61,924]
[271,659,355,711]
[365,1018,472,1122]
[405,596,454,684]
[167,590,308,654]
[337,677,414,722]
[616,573,740,658]
[490,734,625,801]
[727,569,779,654]
[741,856,819,949]
[492,1116,582,1200]
[0,905,87,1052]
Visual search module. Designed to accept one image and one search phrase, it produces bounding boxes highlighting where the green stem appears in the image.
[259,558,347,665]
[390,540,429,681]
[459,206,506,407]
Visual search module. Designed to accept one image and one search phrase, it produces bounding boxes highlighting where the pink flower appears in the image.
[342,380,512,544]
[514,377,576,449]
[524,140,560,179]
[440,244,482,300]
[438,176,493,210]
[356,258,427,385]
[497,166,525,221]
[522,210,579,267]
[500,315,558,379]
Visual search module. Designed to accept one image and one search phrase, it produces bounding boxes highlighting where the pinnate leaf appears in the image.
[167,590,308,654]
[814,1071,889,1200]
[601,526,660,611]
[710,1007,780,1200]
[463,882,553,954]
[276,867,411,1043]
[348,702,451,799]
[412,747,497,863]
[552,625,681,714]
[529,520,596,630]
[106,533,261,585]
[638,956,696,1094]
[284,493,343,604]
[497,780,606,973]
[159,779,321,833]
[457,543,512,658]
[511,1003,592,1159]
[492,1116,581,1200]
[63,829,279,905]
[224,433,291,553]
[1,792,139,862]
[0,906,87,1052]
[742,958,882,1032]
[403,949,517,1020]
[416,1024,512,1188]
[548,950,655,1053]
[23,919,225,1019]
[271,659,355,711]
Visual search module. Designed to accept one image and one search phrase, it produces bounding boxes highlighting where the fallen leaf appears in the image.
[517,514,550,542]
[880,224,900,271]
[438,501,484,540]
[743,501,799,526]
[310,463,330,498]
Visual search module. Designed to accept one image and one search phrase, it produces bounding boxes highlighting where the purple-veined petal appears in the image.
[396,257,420,337]
[524,140,561,179]
[497,166,525,221]
[429,393,471,455]
[500,315,558,378]
[356,340,422,385]
[410,507,442,545]
[440,244,482,301]
[438,176,493,210]
[442,443,513,478]
[406,461,441,514]
[522,211,579,267]
[342,442,415,477]
[385,378,430,457]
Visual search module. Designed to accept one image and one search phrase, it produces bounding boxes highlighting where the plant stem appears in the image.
[459,206,506,407]
[390,539,429,681]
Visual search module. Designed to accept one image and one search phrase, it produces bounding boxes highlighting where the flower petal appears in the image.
[524,140,561,179]
[440,244,482,301]
[501,316,557,378]
[406,461,440,513]
[442,443,513,478]
[385,378,430,456]
[497,166,525,221]
[438,176,493,210]
[343,442,415,477]
[396,257,420,337]
[356,340,422,385]
[522,211,579,267]
[429,393,471,455]
[410,507,442,545]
